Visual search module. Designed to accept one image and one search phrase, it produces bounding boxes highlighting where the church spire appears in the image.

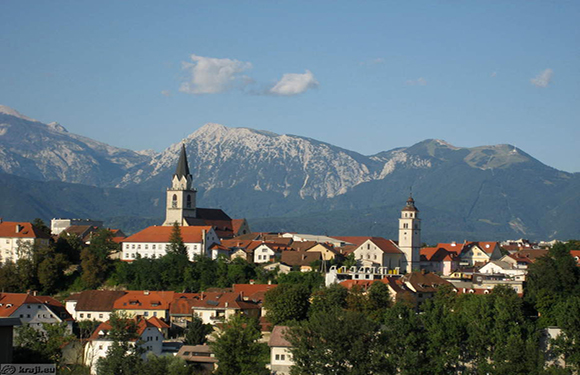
[174,144,191,179]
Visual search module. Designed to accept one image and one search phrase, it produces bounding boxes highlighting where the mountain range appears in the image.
[1,105,578,242]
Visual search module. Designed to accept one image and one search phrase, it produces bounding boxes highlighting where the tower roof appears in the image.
[174,144,191,178]
[402,195,419,212]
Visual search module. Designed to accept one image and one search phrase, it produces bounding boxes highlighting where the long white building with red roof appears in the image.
[120,225,220,261]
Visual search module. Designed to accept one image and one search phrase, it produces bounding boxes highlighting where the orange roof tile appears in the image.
[0,221,50,239]
[122,226,213,243]
[113,291,175,310]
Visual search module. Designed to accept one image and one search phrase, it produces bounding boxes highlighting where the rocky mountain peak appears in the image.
[47,122,68,133]
[0,105,39,122]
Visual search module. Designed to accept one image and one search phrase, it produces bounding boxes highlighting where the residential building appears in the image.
[51,218,103,236]
[401,271,453,305]
[176,344,217,372]
[269,326,294,375]
[459,241,503,266]
[84,317,166,373]
[0,221,51,264]
[65,290,127,321]
[120,225,219,261]
[113,291,175,320]
[420,246,459,275]
[337,237,403,271]
[0,293,73,332]
[280,251,322,271]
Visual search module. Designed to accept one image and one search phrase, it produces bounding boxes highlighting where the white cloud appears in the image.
[490,72,497,78]
[269,70,319,96]
[180,54,253,94]
[405,77,427,86]
[161,90,171,97]
[530,68,553,88]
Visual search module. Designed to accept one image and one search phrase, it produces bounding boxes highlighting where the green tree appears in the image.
[167,222,187,256]
[264,284,311,325]
[210,315,269,375]
[32,218,51,237]
[309,283,348,315]
[183,315,213,345]
[96,312,144,375]
[288,307,391,375]
[142,354,198,375]
[81,229,117,289]
[552,296,580,372]
[14,322,75,368]
[366,281,392,320]
[277,271,324,291]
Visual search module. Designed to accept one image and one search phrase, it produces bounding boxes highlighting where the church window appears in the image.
[172,194,178,208]
[186,195,192,208]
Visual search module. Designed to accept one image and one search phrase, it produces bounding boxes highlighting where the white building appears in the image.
[351,238,404,270]
[268,326,294,375]
[0,221,50,264]
[50,218,103,236]
[84,317,167,374]
[0,293,73,333]
[120,225,219,261]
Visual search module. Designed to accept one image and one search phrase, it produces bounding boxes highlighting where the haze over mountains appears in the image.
[1,105,578,241]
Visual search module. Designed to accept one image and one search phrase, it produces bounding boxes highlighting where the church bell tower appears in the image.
[398,195,421,273]
[163,144,197,226]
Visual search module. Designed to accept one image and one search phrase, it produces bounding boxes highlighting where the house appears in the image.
[120,225,219,261]
[339,278,413,304]
[0,221,51,264]
[263,262,292,274]
[459,241,503,266]
[269,326,294,375]
[306,243,340,261]
[51,218,103,236]
[113,291,175,320]
[280,251,322,272]
[337,237,404,270]
[401,271,453,305]
[420,246,460,275]
[84,317,166,373]
[176,344,218,372]
[569,250,580,266]
[253,242,293,264]
[208,243,231,260]
[65,290,127,322]
[0,293,73,332]
[170,291,261,326]
[478,260,527,279]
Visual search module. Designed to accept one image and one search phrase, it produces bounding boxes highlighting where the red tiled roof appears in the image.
[421,247,459,262]
[570,250,580,266]
[122,226,213,243]
[368,238,403,254]
[269,326,291,347]
[0,293,73,320]
[89,317,163,341]
[232,219,246,235]
[280,251,322,267]
[464,241,499,254]
[113,291,175,310]
[233,283,277,302]
[170,291,260,314]
[0,222,50,239]
[75,290,127,312]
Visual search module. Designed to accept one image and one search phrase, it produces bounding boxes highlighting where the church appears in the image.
[120,145,250,261]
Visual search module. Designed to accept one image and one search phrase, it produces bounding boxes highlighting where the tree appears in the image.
[81,229,117,289]
[552,296,580,372]
[14,322,75,368]
[142,354,198,375]
[288,307,391,375]
[32,218,51,237]
[264,284,311,325]
[277,271,324,291]
[365,281,392,321]
[210,315,269,375]
[167,222,187,256]
[183,315,213,345]
[96,312,144,375]
[309,283,348,315]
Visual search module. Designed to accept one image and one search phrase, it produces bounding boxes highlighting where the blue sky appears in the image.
[1,1,579,171]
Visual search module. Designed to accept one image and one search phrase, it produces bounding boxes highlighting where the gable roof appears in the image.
[74,290,127,312]
[290,241,318,252]
[89,317,164,341]
[269,326,291,347]
[280,251,322,267]
[0,293,73,321]
[0,221,50,239]
[122,226,213,243]
[464,241,500,255]
[421,247,459,262]
[113,291,175,311]
[403,271,453,293]
[171,291,260,313]
[367,238,403,254]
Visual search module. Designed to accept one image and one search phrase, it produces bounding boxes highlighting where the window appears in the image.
[172,194,177,208]
[145,244,148,250]
[153,312,157,317]
[137,244,141,249]
[99,314,103,319]
[275,354,280,360]
[152,244,156,250]
[27,305,31,309]
[144,311,149,317]
[99,345,103,350]
[27,314,30,318]
[80,313,84,318]
[88,314,92,318]
[186,195,192,208]
[281,354,286,360]
[132,244,135,249]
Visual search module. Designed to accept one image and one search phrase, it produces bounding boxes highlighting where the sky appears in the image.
[1,1,579,172]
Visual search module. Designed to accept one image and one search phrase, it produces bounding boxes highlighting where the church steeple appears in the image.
[163,144,197,226]
[175,144,190,179]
